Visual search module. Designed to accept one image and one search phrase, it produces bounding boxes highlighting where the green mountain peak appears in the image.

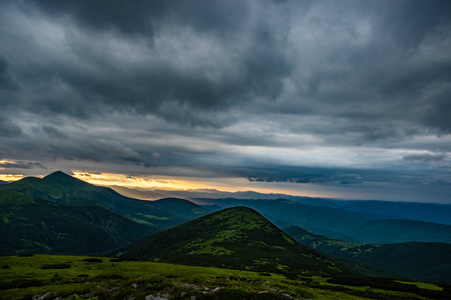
[0,171,211,230]
[44,170,70,177]
[120,206,360,276]
[43,171,90,188]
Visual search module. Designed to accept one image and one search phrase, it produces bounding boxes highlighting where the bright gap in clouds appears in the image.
[71,171,323,198]
[0,174,24,182]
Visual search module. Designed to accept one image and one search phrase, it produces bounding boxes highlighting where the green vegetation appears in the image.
[0,171,210,229]
[1,255,450,300]
[2,170,450,297]
[396,281,443,291]
[284,226,451,284]
[120,207,373,277]
[0,190,156,256]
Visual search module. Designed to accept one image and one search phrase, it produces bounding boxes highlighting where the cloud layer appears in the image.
[0,0,450,202]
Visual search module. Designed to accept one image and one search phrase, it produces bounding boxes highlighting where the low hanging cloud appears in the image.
[0,160,46,169]
[402,152,448,162]
[91,138,143,163]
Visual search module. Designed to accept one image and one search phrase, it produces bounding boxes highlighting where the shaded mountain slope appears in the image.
[120,207,370,277]
[284,225,451,284]
[1,172,210,229]
[151,198,209,220]
[0,190,157,256]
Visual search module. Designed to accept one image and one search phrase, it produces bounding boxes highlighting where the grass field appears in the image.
[0,255,448,300]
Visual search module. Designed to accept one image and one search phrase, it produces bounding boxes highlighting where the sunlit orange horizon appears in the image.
[0,167,322,199]
[0,174,26,182]
[0,160,30,181]
[71,171,320,198]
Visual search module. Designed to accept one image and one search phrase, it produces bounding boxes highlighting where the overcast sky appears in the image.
[1,0,450,203]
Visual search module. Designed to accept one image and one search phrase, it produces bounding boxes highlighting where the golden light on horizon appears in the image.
[71,170,321,198]
[0,161,323,199]
[72,171,215,190]
[0,174,24,182]
[0,160,27,182]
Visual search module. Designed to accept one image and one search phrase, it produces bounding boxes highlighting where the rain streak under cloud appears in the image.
[0,0,451,203]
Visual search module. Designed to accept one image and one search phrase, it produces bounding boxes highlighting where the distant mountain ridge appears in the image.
[194,198,451,244]
[112,185,451,224]
[0,190,157,256]
[0,171,210,229]
[112,185,342,207]
[120,206,378,277]
[284,226,451,284]
[343,219,451,244]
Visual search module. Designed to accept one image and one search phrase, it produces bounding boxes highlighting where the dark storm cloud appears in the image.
[245,166,367,185]
[31,0,250,36]
[0,160,46,169]
[1,0,451,202]
[402,152,447,162]
[264,0,451,139]
[0,114,22,137]
[0,55,18,91]
[1,0,290,127]
[423,95,451,133]
[376,0,451,48]
[1,0,449,133]
[41,125,68,139]
[42,137,144,164]
[242,164,451,187]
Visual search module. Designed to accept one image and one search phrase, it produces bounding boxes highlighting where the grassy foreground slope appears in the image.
[1,255,450,300]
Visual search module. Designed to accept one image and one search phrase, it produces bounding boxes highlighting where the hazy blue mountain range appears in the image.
[284,226,451,284]
[337,200,451,225]
[113,185,451,224]
[0,190,157,256]
[0,171,210,229]
[111,185,342,207]
[342,219,451,244]
[194,198,451,244]
[113,186,451,225]
[119,206,379,278]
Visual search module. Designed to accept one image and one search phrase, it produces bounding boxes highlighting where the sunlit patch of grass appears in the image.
[396,280,443,291]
